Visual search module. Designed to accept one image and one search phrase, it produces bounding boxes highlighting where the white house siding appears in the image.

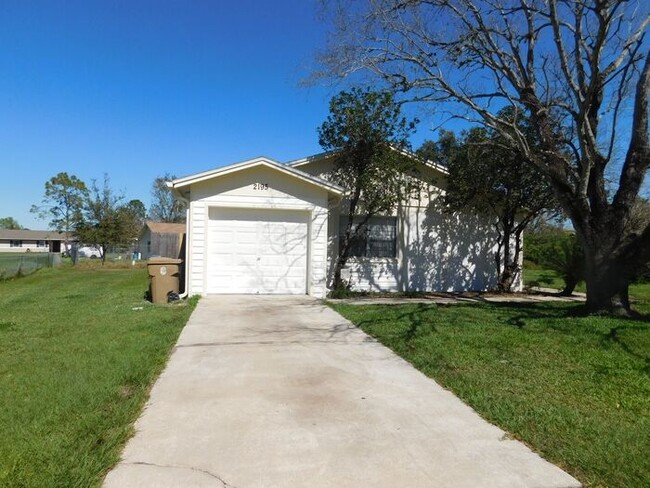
[309,206,329,297]
[331,204,500,293]
[0,240,50,253]
[305,160,511,293]
[188,201,207,294]
[185,165,330,298]
[401,204,501,292]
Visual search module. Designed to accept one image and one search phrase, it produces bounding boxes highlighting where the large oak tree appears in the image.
[316,0,650,314]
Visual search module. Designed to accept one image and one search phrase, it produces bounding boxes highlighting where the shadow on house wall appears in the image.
[404,201,499,292]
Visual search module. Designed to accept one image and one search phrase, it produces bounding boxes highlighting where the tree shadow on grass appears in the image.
[480,301,571,329]
[605,324,650,373]
[353,303,439,345]
[485,301,650,371]
[346,300,650,368]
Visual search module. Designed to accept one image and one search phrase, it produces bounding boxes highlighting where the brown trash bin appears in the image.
[147,257,183,304]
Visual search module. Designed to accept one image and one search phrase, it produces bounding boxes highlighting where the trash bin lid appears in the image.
[147,257,183,264]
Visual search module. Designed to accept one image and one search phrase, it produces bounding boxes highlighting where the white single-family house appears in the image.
[0,229,69,253]
[167,152,512,298]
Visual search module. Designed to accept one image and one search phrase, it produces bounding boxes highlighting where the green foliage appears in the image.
[327,282,356,299]
[75,175,140,261]
[526,228,585,294]
[332,299,650,487]
[316,0,650,313]
[31,172,88,237]
[0,266,197,486]
[425,107,559,291]
[318,87,419,286]
[124,199,147,230]
[444,108,556,219]
[318,87,419,216]
[415,129,458,167]
[0,217,22,229]
[148,173,186,223]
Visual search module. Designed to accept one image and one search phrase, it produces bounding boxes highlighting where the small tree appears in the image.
[75,175,140,263]
[31,172,88,247]
[435,108,559,291]
[0,217,22,229]
[148,174,186,223]
[318,87,419,289]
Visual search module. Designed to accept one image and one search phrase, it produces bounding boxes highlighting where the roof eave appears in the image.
[287,147,449,177]
[168,157,344,196]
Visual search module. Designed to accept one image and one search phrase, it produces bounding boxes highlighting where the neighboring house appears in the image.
[0,229,69,253]
[168,153,517,299]
[138,221,186,259]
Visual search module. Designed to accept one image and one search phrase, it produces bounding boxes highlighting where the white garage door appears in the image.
[207,207,309,294]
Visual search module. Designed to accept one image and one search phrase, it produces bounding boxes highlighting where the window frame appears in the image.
[339,216,397,259]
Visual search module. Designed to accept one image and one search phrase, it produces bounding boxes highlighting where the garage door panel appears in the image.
[207,207,308,294]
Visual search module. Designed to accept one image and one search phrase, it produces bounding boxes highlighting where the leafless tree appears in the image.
[316,0,650,314]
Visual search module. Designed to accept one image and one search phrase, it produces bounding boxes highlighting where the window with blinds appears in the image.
[339,216,397,258]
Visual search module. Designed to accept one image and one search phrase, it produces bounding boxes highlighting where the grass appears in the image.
[522,265,588,293]
[330,287,650,487]
[0,264,197,487]
[523,266,650,302]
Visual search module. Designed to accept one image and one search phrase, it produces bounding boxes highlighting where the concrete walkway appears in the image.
[329,288,586,306]
[104,296,580,488]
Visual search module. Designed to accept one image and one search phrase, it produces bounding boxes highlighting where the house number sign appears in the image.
[253,183,270,190]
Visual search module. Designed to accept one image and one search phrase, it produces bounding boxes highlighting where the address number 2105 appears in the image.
[253,183,269,190]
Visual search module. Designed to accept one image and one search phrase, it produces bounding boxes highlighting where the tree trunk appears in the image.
[582,247,632,315]
[332,254,347,290]
[496,217,522,293]
[498,262,519,292]
[559,278,578,296]
[331,185,364,291]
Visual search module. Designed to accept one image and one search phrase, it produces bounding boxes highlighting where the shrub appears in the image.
[526,228,584,295]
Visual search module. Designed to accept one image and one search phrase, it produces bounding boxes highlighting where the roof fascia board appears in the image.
[168,157,343,195]
[287,147,449,177]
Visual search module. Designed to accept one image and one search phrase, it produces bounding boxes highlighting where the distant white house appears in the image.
[167,152,518,298]
[0,229,70,253]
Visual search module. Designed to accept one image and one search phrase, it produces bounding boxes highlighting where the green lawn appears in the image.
[523,266,650,303]
[0,265,197,487]
[330,291,650,487]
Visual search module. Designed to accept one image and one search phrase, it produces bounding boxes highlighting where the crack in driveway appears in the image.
[125,461,236,487]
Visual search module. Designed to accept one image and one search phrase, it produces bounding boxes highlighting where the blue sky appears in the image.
[0,1,439,229]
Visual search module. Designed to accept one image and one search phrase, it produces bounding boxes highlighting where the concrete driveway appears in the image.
[104,296,580,488]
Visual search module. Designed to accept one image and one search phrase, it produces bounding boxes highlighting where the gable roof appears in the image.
[145,221,186,234]
[167,156,345,198]
[287,147,449,178]
[0,229,69,241]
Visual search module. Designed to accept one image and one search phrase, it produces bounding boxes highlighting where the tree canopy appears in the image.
[424,108,558,291]
[317,0,650,314]
[148,174,186,223]
[31,172,88,241]
[0,217,22,230]
[318,87,419,289]
[75,175,141,263]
